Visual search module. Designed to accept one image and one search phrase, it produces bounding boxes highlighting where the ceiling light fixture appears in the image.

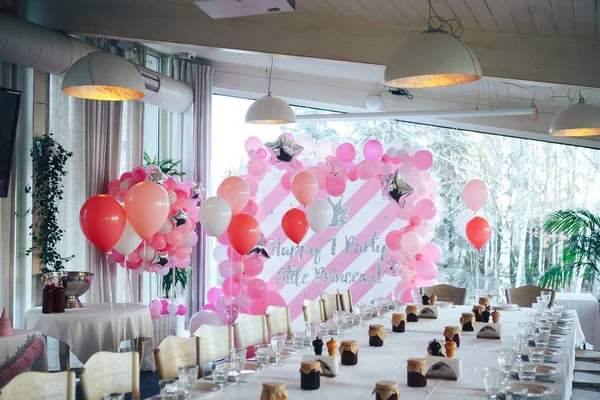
[61,52,146,101]
[245,57,296,124]
[549,94,600,137]
[384,0,482,89]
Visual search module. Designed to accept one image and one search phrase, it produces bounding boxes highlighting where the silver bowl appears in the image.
[44,271,94,308]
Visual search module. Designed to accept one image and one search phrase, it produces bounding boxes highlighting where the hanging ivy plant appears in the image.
[21,133,74,273]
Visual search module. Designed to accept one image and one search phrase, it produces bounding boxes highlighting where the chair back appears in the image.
[154,336,201,380]
[234,314,268,350]
[337,289,353,312]
[321,293,341,320]
[302,299,325,323]
[266,305,292,338]
[193,324,234,365]
[505,286,556,308]
[80,351,140,400]
[0,371,75,400]
[420,284,468,305]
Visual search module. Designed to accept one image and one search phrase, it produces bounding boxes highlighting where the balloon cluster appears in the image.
[456,179,492,251]
[201,134,442,321]
[149,299,188,319]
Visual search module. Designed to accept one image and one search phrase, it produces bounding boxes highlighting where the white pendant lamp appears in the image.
[384,0,482,89]
[549,95,600,137]
[245,57,295,124]
[62,52,146,101]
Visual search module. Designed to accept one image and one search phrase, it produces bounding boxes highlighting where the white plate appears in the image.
[191,382,223,398]
[492,304,519,310]
[436,301,453,308]
[503,383,554,398]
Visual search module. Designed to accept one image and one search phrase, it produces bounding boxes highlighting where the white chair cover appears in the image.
[234,314,268,350]
[0,371,75,400]
[193,324,234,365]
[80,351,140,400]
[266,305,292,338]
[302,299,325,323]
[154,336,201,380]
[321,293,340,320]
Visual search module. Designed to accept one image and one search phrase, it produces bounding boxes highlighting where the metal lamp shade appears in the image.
[384,32,482,89]
[245,95,296,124]
[61,52,146,101]
[549,102,600,137]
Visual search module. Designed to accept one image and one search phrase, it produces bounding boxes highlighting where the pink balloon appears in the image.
[126,251,141,264]
[280,172,292,191]
[400,231,423,257]
[356,160,377,180]
[247,278,267,299]
[243,257,264,277]
[207,287,223,304]
[256,148,267,159]
[413,150,433,170]
[462,179,488,212]
[177,304,188,316]
[203,304,217,312]
[217,232,230,246]
[244,136,262,152]
[416,199,437,220]
[309,166,327,190]
[150,308,161,320]
[175,246,192,259]
[124,182,170,239]
[217,176,250,215]
[151,300,162,309]
[110,251,125,264]
[247,158,266,177]
[227,248,242,262]
[219,260,234,278]
[325,176,346,197]
[120,172,132,181]
[385,230,402,251]
[416,260,438,281]
[336,142,356,163]
[420,243,442,263]
[181,231,198,247]
[108,179,121,189]
[115,190,127,203]
[165,230,183,247]
[161,299,169,310]
[400,289,414,303]
[264,290,286,307]
[214,295,232,314]
[348,169,358,182]
[222,278,242,297]
[250,297,269,315]
[242,199,258,216]
[363,140,383,160]
[246,178,259,197]
[139,246,156,262]
[291,171,318,206]
[237,292,253,313]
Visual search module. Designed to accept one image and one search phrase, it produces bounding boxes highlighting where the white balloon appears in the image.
[306,199,333,233]
[158,220,173,235]
[386,147,397,157]
[455,209,475,238]
[198,196,232,237]
[188,310,223,335]
[167,302,179,315]
[113,219,142,255]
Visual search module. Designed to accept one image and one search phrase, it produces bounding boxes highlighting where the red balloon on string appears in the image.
[80,195,127,252]
[465,216,491,251]
[282,208,309,244]
[227,213,260,256]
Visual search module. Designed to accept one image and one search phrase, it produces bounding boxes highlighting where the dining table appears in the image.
[198,304,584,400]
[555,292,599,347]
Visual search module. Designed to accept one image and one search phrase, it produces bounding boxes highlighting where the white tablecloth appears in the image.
[556,293,600,346]
[24,303,153,364]
[205,306,582,400]
[0,330,47,388]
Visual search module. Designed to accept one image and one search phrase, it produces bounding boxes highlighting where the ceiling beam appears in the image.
[24,0,600,88]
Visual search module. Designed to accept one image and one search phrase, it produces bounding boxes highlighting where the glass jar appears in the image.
[478,296,491,307]
[407,358,427,387]
[260,382,288,400]
[443,326,460,347]
[472,305,485,322]
[340,340,358,365]
[461,312,475,332]
[300,361,322,390]
[373,380,400,400]
[369,324,386,347]
[406,305,419,322]
[391,313,406,333]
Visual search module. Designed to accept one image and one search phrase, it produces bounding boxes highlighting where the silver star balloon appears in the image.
[246,235,270,259]
[148,170,166,185]
[190,181,205,201]
[264,133,303,165]
[379,170,414,207]
[170,208,189,228]
[153,251,170,268]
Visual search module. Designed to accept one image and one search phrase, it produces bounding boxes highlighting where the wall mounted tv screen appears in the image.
[0,88,21,198]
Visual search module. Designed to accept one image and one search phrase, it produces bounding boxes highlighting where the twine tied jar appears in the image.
[369,324,387,347]
[443,325,460,347]
[260,382,288,400]
[340,340,359,365]
[461,312,475,332]
[392,313,406,333]
[406,305,419,322]
[407,358,427,387]
[372,380,400,400]
[300,361,322,390]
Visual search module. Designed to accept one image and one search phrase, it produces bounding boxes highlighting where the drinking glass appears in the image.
[354,303,364,326]
[482,367,504,400]
[292,331,305,352]
[101,394,124,400]
[506,386,528,400]
[535,333,549,348]
[230,348,247,371]
[518,363,537,381]
[410,288,420,304]
[254,344,271,370]
[333,311,344,336]
[305,321,318,341]
[538,321,552,335]
[497,349,518,375]
[228,357,242,386]
[373,298,383,317]
[528,347,545,364]
[271,332,287,366]
[541,291,552,306]
[390,291,400,310]
[159,379,179,396]
[178,365,198,397]
[213,362,229,387]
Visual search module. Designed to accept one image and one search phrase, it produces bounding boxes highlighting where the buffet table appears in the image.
[555,292,599,346]
[24,303,153,368]
[208,305,582,400]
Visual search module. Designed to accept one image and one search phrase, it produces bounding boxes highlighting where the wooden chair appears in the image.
[420,284,468,305]
[337,289,353,312]
[0,371,76,400]
[321,293,341,320]
[505,285,556,308]
[80,351,140,400]
[266,305,292,339]
[234,314,268,350]
[302,299,325,323]
[154,336,201,380]
[193,324,234,366]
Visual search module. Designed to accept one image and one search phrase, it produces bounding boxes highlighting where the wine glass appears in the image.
[353,303,364,326]
[497,349,517,378]
[270,332,287,366]
[177,365,198,398]
[410,288,420,304]
[333,310,344,336]
[541,291,552,308]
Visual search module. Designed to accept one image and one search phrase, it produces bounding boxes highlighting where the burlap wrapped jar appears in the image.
[369,324,387,347]
[407,358,427,387]
[372,380,400,400]
[443,325,460,347]
[478,296,491,307]
[300,361,323,391]
[461,312,475,332]
[261,382,288,400]
[340,340,359,365]
[392,313,406,333]
[472,305,485,322]
[406,305,419,322]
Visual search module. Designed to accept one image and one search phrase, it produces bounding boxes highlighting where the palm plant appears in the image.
[539,209,600,290]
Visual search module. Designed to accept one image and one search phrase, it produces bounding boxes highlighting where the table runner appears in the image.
[0,329,47,388]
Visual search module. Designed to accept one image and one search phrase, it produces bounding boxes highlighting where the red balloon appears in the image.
[282,208,309,245]
[80,195,127,252]
[466,216,491,251]
[227,213,260,256]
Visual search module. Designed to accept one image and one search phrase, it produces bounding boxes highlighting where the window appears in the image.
[143,52,161,158]
[210,95,600,308]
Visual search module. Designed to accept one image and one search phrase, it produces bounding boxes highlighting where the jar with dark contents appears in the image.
[391,313,406,333]
[340,340,358,365]
[406,305,419,322]
[369,324,386,347]
[443,326,460,347]
[372,380,400,400]
[260,382,288,400]
[407,358,427,387]
[461,312,475,332]
[472,305,485,322]
[478,296,491,307]
[300,361,322,390]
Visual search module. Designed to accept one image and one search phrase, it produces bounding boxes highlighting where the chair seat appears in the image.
[576,350,600,362]
[575,361,600,372]
[573,371,600,388]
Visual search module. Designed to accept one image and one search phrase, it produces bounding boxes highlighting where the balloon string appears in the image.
[105,252,114,312]
[172,265,176,300]
[123,258,127,343]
